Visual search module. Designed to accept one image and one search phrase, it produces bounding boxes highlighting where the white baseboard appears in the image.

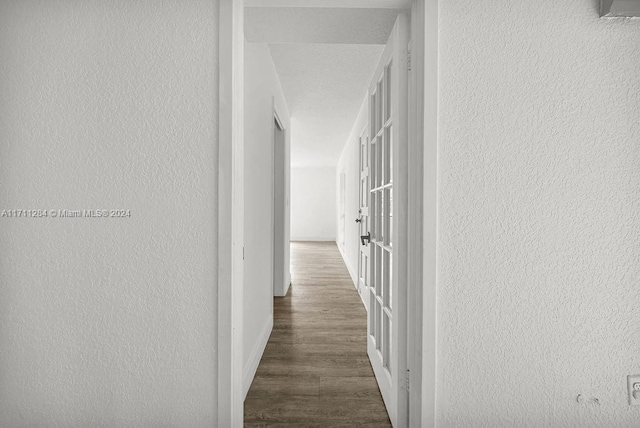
[337,244,367,308]
[338,244,358,289]
[275,279,291,297]
[284,271,291,289]
[281,272,291,296]
[243,316,273,399]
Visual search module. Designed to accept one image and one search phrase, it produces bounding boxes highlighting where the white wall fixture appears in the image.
[600,0,640,17]
[628,375,640,405]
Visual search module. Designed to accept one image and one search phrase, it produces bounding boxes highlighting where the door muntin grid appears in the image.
[368,58,393,372]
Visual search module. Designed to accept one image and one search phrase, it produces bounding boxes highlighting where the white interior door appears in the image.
[365,13,409,427]
[358,128,370,308]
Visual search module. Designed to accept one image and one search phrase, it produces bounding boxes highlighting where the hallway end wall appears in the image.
[243,41,291,395]
[291,167,337,241]
[438,0,640,426]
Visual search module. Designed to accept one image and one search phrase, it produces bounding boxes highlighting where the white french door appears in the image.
[364,13,409,427]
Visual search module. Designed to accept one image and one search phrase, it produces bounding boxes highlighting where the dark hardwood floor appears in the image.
[244,241,391,427]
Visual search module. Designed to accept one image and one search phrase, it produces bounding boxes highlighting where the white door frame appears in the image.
[408,1,425,426]
[272,106,287,297]
[418,1,438,426]
[218,0,245,426]
[217,1,437,426]
[404,2,439,426]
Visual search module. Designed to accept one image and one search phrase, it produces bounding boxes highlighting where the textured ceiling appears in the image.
[245,0,410,8]
[245,7,401,44]
[246,6,397,167]
[268,43,384,167]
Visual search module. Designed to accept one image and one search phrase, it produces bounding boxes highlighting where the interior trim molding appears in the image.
[337,243,358,288]
[243,316,274,399]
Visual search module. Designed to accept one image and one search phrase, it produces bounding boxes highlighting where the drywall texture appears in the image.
[243,41,291,390]
[438,0,640,426]
[291,167,337,241]
[336,97,369,290]
[0,1,219,426]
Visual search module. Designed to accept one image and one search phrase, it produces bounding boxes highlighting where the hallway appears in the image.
[244,242,391,427]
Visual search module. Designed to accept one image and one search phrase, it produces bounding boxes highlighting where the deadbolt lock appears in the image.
[361,232,371,245]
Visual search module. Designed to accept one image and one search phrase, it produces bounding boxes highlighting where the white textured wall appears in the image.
[0,1,219,426]
[291,167,336,241]
[336,97,368,289]
[438,0,640,426]
[243,41,291,392]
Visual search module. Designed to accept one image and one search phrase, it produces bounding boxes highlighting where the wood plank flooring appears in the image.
[244,241,391,427]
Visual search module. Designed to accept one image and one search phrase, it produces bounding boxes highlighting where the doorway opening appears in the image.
[236,2,428,427]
